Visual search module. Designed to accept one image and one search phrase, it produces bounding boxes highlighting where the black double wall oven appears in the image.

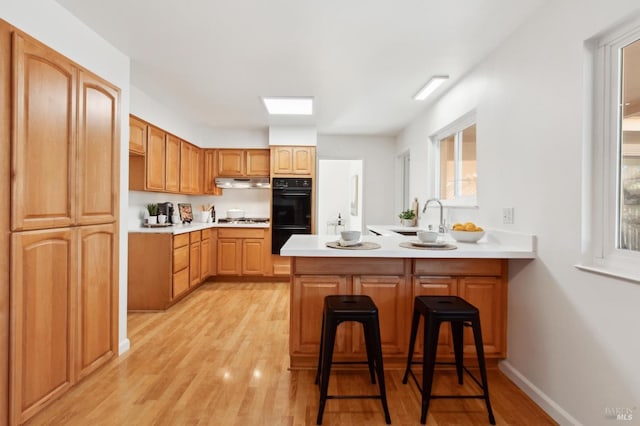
[271,178,312,254]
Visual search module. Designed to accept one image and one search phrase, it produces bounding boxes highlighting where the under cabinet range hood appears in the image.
[214,177,271,189]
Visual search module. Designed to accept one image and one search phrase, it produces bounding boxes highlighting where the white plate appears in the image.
[411,240,448,248]
[338,239,361,247]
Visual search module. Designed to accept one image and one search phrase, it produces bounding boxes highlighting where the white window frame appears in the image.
[430,110,477,207]
[578,18,640,283]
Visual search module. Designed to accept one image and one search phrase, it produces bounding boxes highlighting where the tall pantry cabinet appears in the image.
[1,22,120,425]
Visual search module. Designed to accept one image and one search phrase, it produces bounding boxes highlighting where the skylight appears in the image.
[262,97,313,115]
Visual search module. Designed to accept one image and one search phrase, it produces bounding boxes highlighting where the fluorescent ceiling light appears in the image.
[262,97,313,115]
[413,76,449,101]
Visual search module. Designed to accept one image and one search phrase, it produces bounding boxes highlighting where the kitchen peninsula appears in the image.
[280,231,535,369]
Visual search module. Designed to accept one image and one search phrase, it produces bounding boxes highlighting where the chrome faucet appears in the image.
[422,198,447,233]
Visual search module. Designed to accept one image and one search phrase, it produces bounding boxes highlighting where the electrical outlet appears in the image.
[502,207,514,224]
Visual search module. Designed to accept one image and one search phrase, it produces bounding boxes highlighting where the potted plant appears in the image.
[146,203,159,224]
[398,209,416,227]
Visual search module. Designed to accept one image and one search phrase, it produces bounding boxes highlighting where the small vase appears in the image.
[401,219,414,227]
[147,216,158,225]
[158,214,167,224]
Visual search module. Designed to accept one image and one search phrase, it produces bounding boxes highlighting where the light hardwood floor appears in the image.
[26,282,557,425]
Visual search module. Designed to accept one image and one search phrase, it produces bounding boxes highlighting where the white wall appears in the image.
[397,1,640,424]
[1,0,132,355]
[317,135,396,228]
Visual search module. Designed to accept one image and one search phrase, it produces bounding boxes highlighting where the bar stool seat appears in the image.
[402,296,495,425]
[315,295,391,425]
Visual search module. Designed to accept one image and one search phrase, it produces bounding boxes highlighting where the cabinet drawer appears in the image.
[173,268,189,298]
[173,233,190,248]
[201,228,211,240]
[413,259,505,276]
[217,228,264,239]
[173,245,189,271]
[190,231,201,243]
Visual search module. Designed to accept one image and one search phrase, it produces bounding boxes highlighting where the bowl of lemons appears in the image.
[449,222,485,243]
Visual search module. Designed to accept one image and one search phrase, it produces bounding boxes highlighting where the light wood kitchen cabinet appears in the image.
[180,140,202,194]
[270,145,315,177]
[289,257,507,369]
[203,150,223,195]
[165,134,181,193]
[11,32,77,231]
[246,149,271,176]
[217,148,271,177]
[189,231,202,287]
[146,125,166,192]
[217,228,268,276]
[172,233,190,298]
[77,224,118,381]
[10,228,76,424]
[8,27,120,425]
[201,229,211,280]
[217,149,244,176]
[129,115,146,155]
[129,230,212,311]
[352,275,408,356]
[290,275,348,357]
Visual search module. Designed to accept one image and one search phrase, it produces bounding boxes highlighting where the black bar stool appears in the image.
[315,295,391,425]
[402,296,495,425]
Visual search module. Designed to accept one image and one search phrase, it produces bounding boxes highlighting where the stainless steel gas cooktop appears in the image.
[217,217,270,224]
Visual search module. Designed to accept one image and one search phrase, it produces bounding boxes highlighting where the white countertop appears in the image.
[129,221,270,235]
[280,229,536,259]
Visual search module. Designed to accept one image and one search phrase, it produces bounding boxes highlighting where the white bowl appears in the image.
[449,230,485,243]
[340,230,361,242]
[417,230,439,243]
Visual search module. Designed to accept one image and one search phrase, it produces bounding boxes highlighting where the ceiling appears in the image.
[54,0,548,136]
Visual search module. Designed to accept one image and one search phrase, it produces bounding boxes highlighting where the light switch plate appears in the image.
[502,207,514,224]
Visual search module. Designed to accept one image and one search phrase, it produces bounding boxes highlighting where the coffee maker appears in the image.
[157,202,174,222]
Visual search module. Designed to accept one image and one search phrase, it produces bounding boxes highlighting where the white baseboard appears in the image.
[499,360,582,425]
[118,338,131,355]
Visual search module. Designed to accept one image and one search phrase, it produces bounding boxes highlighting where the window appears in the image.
[580,18,640,282]
[432,112,477,205]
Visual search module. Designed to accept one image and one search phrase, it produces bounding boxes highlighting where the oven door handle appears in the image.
[275,192,309,197]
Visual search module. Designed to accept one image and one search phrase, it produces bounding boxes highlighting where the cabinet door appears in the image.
[242,239,264,275]
[146,126,166,191]
[209,229,218,275]
[190,145,202,194]
[12,32,77,231]
[11,229,76,424]
[77,70,120,225]
[217,239,240,275]
[292,146,314,175]
[201,237,211,280]
[190,242,201,287]
[203,150,222,195]
[165,134,181,193]
[458,276,507,357]
[246,149,270,176]
[77,224,116,380]
[129,116,146,155]
[290,275,348,355]
[413,277,457,356]
[271,146,293,175]
[352,276,407,356]
[217,149,244,176]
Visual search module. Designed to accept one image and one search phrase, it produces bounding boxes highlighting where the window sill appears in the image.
[574,263,640,284]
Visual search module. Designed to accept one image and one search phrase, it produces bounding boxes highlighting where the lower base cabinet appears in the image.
[128,229,211,311]
[10,224,117,424]
[289,257,507,369]
[216,228,268,276]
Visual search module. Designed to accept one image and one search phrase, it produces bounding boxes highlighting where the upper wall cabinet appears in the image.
[203,150,223,195]
[11,32,119,231]
[129,116,146,155]
[180,141,202,194]
[271,146,315,177]
[145,125,167,192]
[217,149,270,177]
